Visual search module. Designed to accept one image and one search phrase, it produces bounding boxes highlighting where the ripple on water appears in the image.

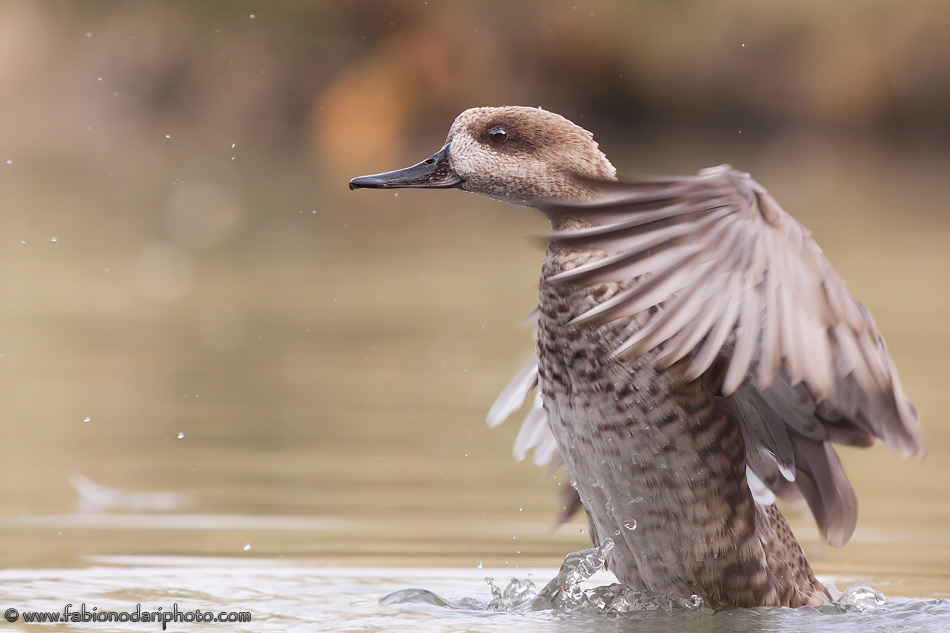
[0,558,947,633]
[376,541,950,632]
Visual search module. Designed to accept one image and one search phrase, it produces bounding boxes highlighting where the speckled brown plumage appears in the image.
[537,243,830,608]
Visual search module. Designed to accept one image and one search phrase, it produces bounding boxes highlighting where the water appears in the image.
[0,136,948,629]
[1,560,947,632]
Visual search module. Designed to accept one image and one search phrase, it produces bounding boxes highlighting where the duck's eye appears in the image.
[488,127,508,143]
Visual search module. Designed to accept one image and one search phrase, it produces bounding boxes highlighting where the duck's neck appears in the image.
[534,170,619,233]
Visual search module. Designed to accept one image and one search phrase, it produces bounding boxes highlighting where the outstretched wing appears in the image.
[528,165,922,547]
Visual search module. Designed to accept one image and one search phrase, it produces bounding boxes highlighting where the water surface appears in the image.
[0,142,948,629]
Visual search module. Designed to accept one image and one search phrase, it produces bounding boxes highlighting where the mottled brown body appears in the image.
[537,242,830,608]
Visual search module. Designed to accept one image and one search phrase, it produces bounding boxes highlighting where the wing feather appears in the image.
[756,242,781,388]
[487,359,559,467]
[687,279,742,380]
[486,358,539,428]
[654,276,731,369]
[723,270,760,395]
[513,394,549,461]
[530,164,923,546]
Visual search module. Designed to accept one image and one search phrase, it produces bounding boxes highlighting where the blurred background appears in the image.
[0,0,947,596]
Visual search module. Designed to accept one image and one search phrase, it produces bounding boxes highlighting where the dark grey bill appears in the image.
[349,143,463,190]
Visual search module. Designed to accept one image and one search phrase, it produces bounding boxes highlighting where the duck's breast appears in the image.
[535,243,773,604]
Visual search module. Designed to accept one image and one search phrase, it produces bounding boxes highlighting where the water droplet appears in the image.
[623,519,637,531]
[82,416,91,423]
[518,507,523,512]
[85,32,92,38]
[614,529,621,536]
[177,432,184,439]
[476,560,482,569]
[249,14,255,19]
[243,542,251,551]
[50,237,58,242]
[164,134,171,139]
[579,528,585,535]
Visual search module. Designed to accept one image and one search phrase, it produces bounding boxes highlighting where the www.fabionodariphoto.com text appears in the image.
[4,603,251,629]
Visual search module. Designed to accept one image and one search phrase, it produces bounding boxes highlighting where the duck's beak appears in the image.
[349,143,463,190]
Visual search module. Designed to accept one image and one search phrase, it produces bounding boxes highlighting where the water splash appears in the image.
[532,538,615,610]
[837,584,887,610]
[379,538,708,615]
[378,577,540,613]
[378,542,898,619]
[379,587,484,611]
[487,577,537,612]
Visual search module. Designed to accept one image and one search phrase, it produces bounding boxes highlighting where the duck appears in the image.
[349,106,923,609]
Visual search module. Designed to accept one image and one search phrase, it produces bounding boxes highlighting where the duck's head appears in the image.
[349,106,616,207]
